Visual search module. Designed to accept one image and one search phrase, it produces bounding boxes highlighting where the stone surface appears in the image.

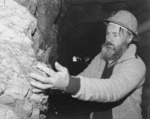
[0,0,48,119]
[35,0,60,64]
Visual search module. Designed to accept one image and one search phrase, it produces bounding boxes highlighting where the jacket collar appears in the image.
[117,44,137,63]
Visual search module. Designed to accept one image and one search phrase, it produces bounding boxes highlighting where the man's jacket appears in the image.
[73,44,146,119]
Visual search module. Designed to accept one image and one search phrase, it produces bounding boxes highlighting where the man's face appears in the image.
[101,23,130,61]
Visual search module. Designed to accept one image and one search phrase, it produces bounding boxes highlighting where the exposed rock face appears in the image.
[14,0,61,65]
[0,0,48,119]
[35,0,61,64]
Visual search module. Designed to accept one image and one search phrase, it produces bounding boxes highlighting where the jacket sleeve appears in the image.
[73,57,146,102]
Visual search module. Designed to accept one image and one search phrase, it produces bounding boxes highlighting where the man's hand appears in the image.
[30,62,70,93]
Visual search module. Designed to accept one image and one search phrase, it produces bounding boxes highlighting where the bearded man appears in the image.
[30,10,146,119]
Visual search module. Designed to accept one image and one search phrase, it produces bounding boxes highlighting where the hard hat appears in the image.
[104,10,140,41]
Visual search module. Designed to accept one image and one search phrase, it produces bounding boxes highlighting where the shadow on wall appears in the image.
[138,30,150,119]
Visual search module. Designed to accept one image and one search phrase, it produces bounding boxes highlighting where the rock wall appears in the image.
[0,0,61,119]
[35,0,61,64]
[15,0,61,64]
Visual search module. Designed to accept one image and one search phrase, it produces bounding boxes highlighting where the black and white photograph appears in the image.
[0,0,149,119]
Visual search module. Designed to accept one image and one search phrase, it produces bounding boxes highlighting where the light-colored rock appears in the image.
[0,105,20,119]
[0,0,48,119]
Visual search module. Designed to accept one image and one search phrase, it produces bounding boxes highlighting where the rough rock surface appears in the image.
[35,0,61,64]
[14,0,60,65]
[0,0,48,119]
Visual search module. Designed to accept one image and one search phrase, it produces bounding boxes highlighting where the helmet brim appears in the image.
[104,19,140,41]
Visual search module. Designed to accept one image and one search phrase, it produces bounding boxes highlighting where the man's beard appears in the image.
[101,42,127,61]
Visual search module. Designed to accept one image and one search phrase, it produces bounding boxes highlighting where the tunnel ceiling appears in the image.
[57,0,150,48]
[61,0,150,24]
[63,0,148,15]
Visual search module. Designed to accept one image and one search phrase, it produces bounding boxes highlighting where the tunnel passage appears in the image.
[57,21,106,75]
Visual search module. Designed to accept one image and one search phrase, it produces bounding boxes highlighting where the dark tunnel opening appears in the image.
[57,21,106,75]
